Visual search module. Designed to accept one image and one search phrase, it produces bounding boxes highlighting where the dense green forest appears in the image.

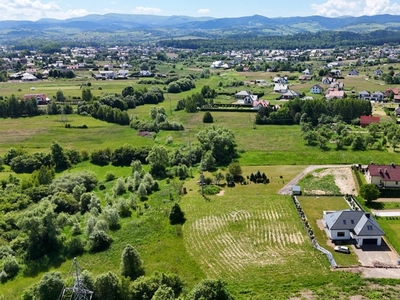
[158,30,400,51]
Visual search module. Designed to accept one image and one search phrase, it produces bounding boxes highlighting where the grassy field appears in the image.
[3,66,400,299]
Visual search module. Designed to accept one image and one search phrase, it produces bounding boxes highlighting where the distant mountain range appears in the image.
[2,13,400,44]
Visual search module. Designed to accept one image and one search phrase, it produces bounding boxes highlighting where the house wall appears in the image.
[330,229,351,240]
[353,236,382,246]
[370,175,400,187]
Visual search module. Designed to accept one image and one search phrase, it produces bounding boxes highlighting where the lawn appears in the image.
[297,196,360,266]
[376,217,400,254]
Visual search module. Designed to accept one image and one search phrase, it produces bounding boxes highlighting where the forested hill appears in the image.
[158,30,400,51]
[3,13,400,45]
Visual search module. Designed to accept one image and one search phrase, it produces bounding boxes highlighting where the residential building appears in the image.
[366,163,400,188]
[323,210,384,246]
[310,85,323,94]
[360,115,380,128]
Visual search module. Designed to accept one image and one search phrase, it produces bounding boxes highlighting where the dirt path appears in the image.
[278,165,353,195]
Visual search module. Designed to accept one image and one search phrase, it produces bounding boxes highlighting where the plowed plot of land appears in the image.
[182,177,330,282]
[186,206,306,278]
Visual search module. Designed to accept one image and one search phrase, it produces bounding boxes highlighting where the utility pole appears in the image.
[58,257,93,300]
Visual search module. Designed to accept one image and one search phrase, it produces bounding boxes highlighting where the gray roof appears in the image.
[324,210,384,237]
[354,215,385,236]
[324,210,364,230]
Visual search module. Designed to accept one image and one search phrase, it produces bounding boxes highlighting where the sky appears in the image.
[1,0,400,21]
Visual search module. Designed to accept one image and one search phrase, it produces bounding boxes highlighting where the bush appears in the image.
[203,111,214,123]
[66,237,85,257]
[202,185,221,195]
[169,203,186,225]
[120,244,143,279]
[89,230,112,252]
[90,148,112,166]
[2,255,19,279]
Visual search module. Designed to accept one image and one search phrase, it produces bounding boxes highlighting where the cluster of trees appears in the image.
[0,96,40,117]
[130,106,184,132]
[48,69,75,78]
[256,98,372,126]
[249,170,270,184]
[24,267,232,300]
[176,93,207,113]
[3,141,84,173]
[300,117,400,151]
[167,76,196,93]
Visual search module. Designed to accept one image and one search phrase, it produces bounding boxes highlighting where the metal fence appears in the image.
[292,196,338,268]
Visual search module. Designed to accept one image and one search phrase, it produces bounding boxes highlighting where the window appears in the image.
[337,232,345,237]
[396,181,398,185]
[367,225,373,230]
[351,220,355,224]
[342,220,347,225]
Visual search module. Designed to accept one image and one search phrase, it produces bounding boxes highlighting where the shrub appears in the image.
[120,244,143,279]
[90,148,112,166]
[103,206,120,230]
[113,178,126,196]
[2,255,19,279]
[105,172,116,182]
[66,237,85,257]
[203,185,221,195]
[203,111,214,123]
[169,203,186,225]
[89,230,112,252]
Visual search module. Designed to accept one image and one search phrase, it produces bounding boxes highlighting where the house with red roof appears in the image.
[360,115,380,128]
[366,163,400,188]
[23,94,50,105]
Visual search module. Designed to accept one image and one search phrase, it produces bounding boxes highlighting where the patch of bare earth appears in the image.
[216,190,225,196]
[309,167,357,195]
[289,291,316,300]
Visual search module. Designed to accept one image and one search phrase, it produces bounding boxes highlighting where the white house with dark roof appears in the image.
[323,210,384,246]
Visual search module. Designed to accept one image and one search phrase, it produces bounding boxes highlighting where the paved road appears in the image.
[278,165,352,195]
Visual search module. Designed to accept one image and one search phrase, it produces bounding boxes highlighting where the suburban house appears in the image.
[366,163,400,188]
[273,76,288,84]
[310,85,323,94]
[329,69,342,77]
[385,88,399,98]
[359,90,370,100]
[360,115,380,128]
[235,91,258,105]
[323,210,384,246]
[326,90,345,100]
[348,69,359,76]
[21,73,37,81]
[374,69,383,76]
[299,75,312,81]
[358,91,384,101]
[395,95,400,103]
[302,68,312,75]
[280,90,300,100]
[370,91,385,101]
[330,82,344,90]
[117,69,130,78]
[252,100,270,110]
[23,94,50,104]
[97,71,115,79]
[395,105,400,116]
[274,84,288,93]
[322,77,334,85]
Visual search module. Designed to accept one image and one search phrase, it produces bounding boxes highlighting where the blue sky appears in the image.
[1,0,400,21]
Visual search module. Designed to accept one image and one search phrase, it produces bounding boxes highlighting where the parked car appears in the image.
[334,246,350,254]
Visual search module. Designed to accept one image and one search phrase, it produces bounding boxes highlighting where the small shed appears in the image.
[292,186,302,195]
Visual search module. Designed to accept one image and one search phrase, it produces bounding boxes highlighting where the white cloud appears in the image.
[198,8,211,14]
[132,6,162,15]
[0,0,90,20]
[311,0,400,17]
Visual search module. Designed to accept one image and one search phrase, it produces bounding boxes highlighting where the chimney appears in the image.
[379,168,382,173]
[365,213,370,219]
[385,168,388,174]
